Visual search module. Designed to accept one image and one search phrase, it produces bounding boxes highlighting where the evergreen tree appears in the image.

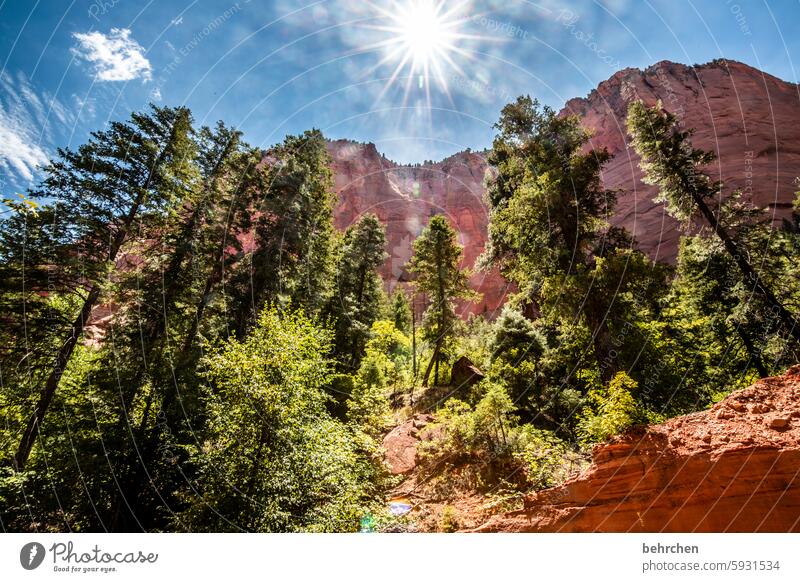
[481,96,661,382]
[388,288,412,334]
[11,105,196,470]
[231,129,336,333]
[627,100,800,343]
[407,215,476,386]
[325,213,388,369]
[96,122,266,531]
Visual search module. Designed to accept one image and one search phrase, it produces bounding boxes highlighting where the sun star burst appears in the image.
[363,0,480,109]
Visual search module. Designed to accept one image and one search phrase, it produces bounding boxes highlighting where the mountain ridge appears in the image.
[325,58,800,315]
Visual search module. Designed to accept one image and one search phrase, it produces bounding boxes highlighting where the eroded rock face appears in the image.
[563,59,800,262]
[328,141,511,316]
[474,366,800,533]
[328,59,800,314]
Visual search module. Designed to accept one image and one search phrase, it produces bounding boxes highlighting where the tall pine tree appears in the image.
[407,215,476,386]
[11,105,196,470]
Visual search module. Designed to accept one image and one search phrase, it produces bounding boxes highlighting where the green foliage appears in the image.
[181,306,379,532]
[577,372,643,443]
[325,213,388,370]
[482,96,614,281]
[626,100,718,223]
[388,288,412,334]
[231,129,337,332]
[627,100,800,345]
[420,380,517,461]
[490,306,547,363]
[481,96,668,384]
[348,357,391,440]
[515,426,585,489]
[407,215,478,385]
[5,97,800,534]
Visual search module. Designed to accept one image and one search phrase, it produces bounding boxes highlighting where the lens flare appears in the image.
[362,0,485,109]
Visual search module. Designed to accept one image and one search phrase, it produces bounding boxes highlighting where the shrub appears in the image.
[421,380,518,458]
[515,426,586,489]
[439,505,459,532]
[577,372,642,443]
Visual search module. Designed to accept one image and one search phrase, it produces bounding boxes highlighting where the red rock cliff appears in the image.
[328,59,800,314]
[328,140,511,316]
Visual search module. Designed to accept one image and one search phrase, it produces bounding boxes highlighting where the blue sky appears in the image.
[1,0,799,191]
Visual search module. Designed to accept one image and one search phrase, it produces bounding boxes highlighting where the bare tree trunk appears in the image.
[421,341,440,388]
[735,325,769,378]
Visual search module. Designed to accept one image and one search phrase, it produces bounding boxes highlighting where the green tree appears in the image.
[93,122,266,531]
[180,306,379,532]
[231,129,337,333]
[325,213,388,369]
[407,215,477,386]
[11,105,196,470]
[627,100,800,343]
[481,96,660,383]
[388,288,412,334]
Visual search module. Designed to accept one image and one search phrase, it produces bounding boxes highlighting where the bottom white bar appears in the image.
[1,533,797,581]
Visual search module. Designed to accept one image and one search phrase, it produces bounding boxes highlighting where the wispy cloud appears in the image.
[72,28,152,82]
[0,72,74,184]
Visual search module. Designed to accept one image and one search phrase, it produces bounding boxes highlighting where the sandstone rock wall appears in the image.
[328,60,800,315]
[474,366,800,532]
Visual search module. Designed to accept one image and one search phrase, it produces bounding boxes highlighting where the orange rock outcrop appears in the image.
[474,366,800,532]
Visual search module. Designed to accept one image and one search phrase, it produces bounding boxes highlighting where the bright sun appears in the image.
[365,0,478,107]
[397,1,447,66]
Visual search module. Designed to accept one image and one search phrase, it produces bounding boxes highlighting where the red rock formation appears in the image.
[474,366,800,533]
[328,59,800,313]
[563,59,800,262]
[328,140,511,316]
[382,413,434,475]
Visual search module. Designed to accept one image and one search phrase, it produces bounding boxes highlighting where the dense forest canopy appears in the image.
[1,99,798,532]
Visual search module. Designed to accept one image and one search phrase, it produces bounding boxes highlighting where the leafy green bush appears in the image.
[180,306,382,532]
[419,380,518,461]
[515,426,586,489]
[577,372,643,443]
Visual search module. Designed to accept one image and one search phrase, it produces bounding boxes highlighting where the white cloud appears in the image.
[150,87,162,101]
[0,72,63,184]
[0,117,49,183]
[72,28,152,82]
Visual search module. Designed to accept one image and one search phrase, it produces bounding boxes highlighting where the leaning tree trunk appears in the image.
[13,286,100,469]
[421,341,441,388]
[14,184,151,469]
[735,325,769,379]
[690,189,800,343]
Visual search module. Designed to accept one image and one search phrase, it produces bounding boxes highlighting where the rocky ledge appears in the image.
[475,365,800,532]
